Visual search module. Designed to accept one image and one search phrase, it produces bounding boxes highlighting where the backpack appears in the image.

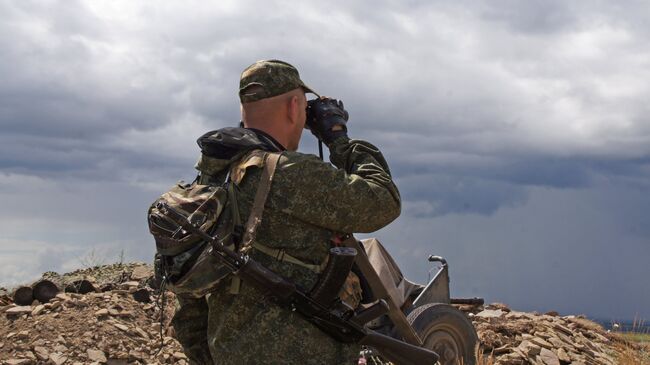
[147,150,281,298]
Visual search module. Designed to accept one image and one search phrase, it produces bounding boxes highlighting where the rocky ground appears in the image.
[1,263,184,365]
[1,263,648,365]
[465,303,649,364]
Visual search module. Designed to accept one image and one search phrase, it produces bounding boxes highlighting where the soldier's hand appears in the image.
[305,97,349,145]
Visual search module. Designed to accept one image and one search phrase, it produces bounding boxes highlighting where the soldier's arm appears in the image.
[274,137,400,233]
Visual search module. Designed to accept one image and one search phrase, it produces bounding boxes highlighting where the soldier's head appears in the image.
[239,60,317,151]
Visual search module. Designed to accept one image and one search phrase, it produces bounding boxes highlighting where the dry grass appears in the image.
[611,316,650,364]
[613,342,650,365]
[475,347,495,365]
[620,332,650,343]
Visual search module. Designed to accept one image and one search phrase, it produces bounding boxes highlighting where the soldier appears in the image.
[171,59,401,364]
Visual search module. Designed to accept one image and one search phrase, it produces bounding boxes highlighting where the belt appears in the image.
[229,242,329,295]
[252,242,329,273]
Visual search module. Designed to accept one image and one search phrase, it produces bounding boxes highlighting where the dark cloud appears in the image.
[367,185,650,319]
[398,174,528,217]
[478,0,580,34]
[0,0,649,318]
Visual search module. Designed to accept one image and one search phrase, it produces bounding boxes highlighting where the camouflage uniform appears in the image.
[171,60,401,365]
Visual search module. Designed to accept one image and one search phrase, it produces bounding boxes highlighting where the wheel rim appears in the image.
[422,324,467,365]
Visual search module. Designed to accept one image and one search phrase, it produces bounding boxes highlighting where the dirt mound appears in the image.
[1,264,647,364]
[1,263,184,365]
[463,303,626,364]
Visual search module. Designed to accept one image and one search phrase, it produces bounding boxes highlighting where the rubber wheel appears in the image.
[406,303,478,365]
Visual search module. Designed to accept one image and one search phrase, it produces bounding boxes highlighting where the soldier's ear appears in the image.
[287,95,300,125]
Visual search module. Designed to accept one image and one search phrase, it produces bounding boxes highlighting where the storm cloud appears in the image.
[1,0,648,320]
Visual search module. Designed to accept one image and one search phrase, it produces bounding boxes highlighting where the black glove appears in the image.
[305,97,349,145]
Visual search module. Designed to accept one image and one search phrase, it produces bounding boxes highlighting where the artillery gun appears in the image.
[351,239,481,365]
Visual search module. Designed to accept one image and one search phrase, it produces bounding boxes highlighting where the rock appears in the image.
[54,343,68,352]
[31,304,46,316]
[106,359,129,365]
[32,339,46,346]
[566,316,604,332]
[547,336,565,348]
[554,331,573,345]
[87,348,108,363]
[122,281,139,289]
[131,265,153,281]
[497,352,526,365]
[592,331,610,343]
[49,353,68,365]
[552,323,573,336]
[492,344,511,355]
[530,336,553,349]
[173,352,188,360]
[134,327,150,339]
[6,359,32,365]
[476,309,504,318]
[34,346,50,360]
[55,293,72,301]
[114,323,129,331]
[556,347,570,363]
[487,302,511,312]
[6,306,33,316]
[5,262,628,365]
[132,288,151,303]
[115,310,133,318]
[128,349,146,360]
[533,331,551,339]
[100,283,115,292]
[505,311,525,319]
[517,340,541,357]
[539,348,560,365]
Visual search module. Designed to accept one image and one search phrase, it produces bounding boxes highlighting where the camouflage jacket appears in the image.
[171,128,401,365]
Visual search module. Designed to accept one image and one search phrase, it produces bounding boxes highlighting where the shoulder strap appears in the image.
[240,152,281,251]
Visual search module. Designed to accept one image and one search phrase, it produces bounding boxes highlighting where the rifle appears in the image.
[156,201,439,365]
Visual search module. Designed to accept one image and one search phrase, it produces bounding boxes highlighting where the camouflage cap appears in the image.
[239,59,317,103]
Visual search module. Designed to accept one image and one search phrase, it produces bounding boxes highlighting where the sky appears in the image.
[1,0,649,320]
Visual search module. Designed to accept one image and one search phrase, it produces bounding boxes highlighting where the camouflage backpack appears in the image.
[147,150,281,298]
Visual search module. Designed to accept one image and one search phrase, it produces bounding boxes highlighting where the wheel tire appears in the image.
[406,303,478,365]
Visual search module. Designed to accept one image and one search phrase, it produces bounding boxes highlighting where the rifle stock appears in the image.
[156,202,439,365]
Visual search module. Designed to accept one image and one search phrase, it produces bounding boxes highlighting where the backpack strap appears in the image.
[228,151,281,295]
[240,152,281,252]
